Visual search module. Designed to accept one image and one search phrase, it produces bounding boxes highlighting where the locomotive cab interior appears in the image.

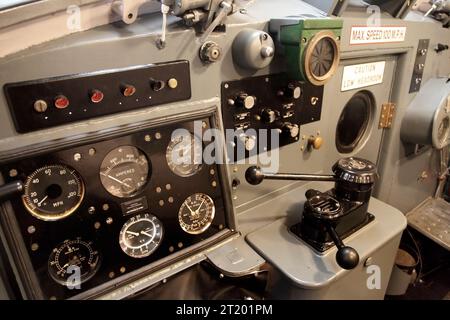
[0,0,449,302]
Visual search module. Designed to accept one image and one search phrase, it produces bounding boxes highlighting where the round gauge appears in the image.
[119,213,163,258]
[22,165,84,221]
[48,238,100,286]
[178,193,215,235]
[166,133,203,177]
[100,146,150,198]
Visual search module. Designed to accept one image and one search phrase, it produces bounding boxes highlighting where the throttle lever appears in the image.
[325,224,359,270]
[0,181,24,202]
[245,166,336,185]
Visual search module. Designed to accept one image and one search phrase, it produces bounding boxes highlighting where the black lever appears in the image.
[325,224,359,270]
[245,166,336,185]
[0,181,24,202]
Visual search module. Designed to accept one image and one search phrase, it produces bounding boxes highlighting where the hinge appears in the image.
[379,103,396,129]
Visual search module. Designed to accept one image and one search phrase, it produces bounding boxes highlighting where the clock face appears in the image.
[119,213,163,258]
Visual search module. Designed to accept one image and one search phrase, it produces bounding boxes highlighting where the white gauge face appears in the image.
[119,213,163,258]
[178,193,215,235]
[166,133,203,177]
[100,146,150,198]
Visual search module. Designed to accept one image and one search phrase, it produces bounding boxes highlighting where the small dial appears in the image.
[119,213,163,258]
[100,146,150,198]
[178,193,215,235]
[166,133,203,177]
[22,165,84,221]
[48,238,100,286]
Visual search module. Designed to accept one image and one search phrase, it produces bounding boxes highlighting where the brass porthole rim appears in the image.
[303,30,340,86]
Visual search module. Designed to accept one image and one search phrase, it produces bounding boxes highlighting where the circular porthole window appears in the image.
[336,91,374,154]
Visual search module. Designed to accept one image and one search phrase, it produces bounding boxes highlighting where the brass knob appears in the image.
[308,136,323,150]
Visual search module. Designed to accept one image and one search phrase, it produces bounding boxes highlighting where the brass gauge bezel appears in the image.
[303,30,340,86]
[22,165,85,221]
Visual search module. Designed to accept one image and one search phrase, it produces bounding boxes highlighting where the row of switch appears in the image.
[33,78,179,113]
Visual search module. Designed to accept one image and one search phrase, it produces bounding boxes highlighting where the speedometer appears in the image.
[22,165,84,221]
[100,146,150,198]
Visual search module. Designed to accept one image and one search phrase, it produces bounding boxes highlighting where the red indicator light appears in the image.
[54,95,69,109]
[90,89,104,103]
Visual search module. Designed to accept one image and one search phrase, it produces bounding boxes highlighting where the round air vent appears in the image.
[336,91,374,154]
[304,31,340,86]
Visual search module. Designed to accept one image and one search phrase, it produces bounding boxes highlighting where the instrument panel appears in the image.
[1,116,231,299]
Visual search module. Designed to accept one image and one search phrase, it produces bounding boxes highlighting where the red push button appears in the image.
[90,89,104,103]
[54,95,69,109]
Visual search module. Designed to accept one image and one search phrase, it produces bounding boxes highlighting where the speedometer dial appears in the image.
[100,146,150,198]
[119,213,163,258]
[178,193,215,234]
[22,165,84,221]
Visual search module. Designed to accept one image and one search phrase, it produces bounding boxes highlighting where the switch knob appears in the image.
[150,78,165,91]
[278,84,302,99]
[239,133,256,151]
[308,135,323,150]
[281,122,299,138]
[261,108,278,124]
[234,93,255,110]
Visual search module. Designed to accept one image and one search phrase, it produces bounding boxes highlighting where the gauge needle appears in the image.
[195,199,205,213]
[126,231,139,236]
[38,195,48,206]
[101,173,132,188]
[141,230,153,237]
[186,203,196,216]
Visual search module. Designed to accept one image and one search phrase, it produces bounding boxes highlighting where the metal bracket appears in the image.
[379,102,396,129]
[112,0,149,24]
[409,39,430,93]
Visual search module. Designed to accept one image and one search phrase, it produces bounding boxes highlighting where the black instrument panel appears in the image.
[1,117,230,300]
[4,60,191,133]
[221,73,324,161]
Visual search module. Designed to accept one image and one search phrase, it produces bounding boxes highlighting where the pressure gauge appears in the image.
[166,133,203,177]
[178,193,215,234]
[48,238,100,286]
[22,165,84,221]
[100,146,150,198]
[119,213,163,258]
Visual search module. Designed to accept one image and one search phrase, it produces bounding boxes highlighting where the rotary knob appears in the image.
[239,133,256,151]
[308,135,323,150]
[278,84,302,100]
[280,122,299,138]
[233,93,256,110]
[261,108,278,124]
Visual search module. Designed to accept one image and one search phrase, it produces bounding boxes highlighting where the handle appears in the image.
[245,166,336,185]
[0,181,24,202]
[326,224,359,270]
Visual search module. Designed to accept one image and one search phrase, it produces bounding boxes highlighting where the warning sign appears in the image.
[341,61,386,91]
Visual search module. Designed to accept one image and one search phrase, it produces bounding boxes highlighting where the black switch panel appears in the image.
[221,73,323,161]
[4,60,191,133]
